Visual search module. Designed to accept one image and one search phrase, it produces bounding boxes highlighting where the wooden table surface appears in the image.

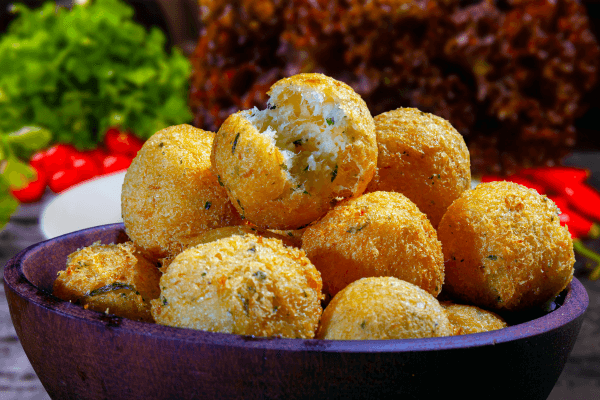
[1,152,599,399]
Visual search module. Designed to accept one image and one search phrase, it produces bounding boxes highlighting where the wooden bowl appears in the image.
[3,223,589,400]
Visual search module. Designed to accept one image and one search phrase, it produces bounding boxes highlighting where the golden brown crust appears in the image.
[366,107,471,228]
[440,301,507,335]
[121,124,243,260]
[151,234,323,338]
[157,224,300,273]
[210,73,377,229]
[316,277,452,340]
[53,242,161,322]
[302,191,444,297]
[437,181,574,311]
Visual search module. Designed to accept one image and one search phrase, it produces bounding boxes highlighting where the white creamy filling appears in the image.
[244,87,349,189]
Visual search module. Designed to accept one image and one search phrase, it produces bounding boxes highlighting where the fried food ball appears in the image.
[157,224,299,273]
[437,181,575,312]
[53,241,161,322]
[366,107,471,228]
[302,191,444,298]
[440,301,507,336]
[122,124,243,261]
[210,73,377,229]
[316,277,452,340]
[151,234,323,338]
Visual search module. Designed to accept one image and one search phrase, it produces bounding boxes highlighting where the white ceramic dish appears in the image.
[40,170,126,239]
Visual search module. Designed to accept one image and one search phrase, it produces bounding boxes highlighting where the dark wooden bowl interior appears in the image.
[3,223,590,400]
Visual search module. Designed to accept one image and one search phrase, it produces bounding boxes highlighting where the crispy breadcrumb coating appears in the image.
[367,107,471,228]
[157,224,299,273]
[151,234,323,338]
[440,301,507,335]
[302,191,444,297]
[437,181,574,311]
[121,124,243,261]
[211,73,377,229]
[53,241,161,322]
[316,277,452,340]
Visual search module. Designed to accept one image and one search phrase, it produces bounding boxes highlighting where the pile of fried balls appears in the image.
[53,73,574,340]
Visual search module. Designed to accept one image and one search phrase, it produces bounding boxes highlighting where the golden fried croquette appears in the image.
[440,302,507,335]
[157,224,299,273]
[366,107,471,228]
[53,242,161,322]
[210,73,377,229]
[316,277,452,340]
[302,191,444,297]
[151,234,323,338]
[121,124,243,261]
[437,181,574,312]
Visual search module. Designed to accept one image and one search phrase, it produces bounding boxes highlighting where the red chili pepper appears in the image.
[10,166,47,203]
[555,182,600,223]
[44,144,77,175]
[104,128,144,156]
[122,130,144,156]
[69,153,100,182]
[29,150,47,171]
[519,167,600,221]
[101,154,132,174]
[49,169,81,193]
[549,195,600,239]
[480,175,546,194]
[520,166,590,184]
[82,148,108,167]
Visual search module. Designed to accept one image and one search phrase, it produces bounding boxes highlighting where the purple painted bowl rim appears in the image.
[3,222,590,353]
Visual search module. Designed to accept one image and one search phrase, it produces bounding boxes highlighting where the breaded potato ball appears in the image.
[53,242,161,322]
[157,224,299,273]
[302,191,444,297]
[151,234,323,338]
[122,124,243,261]
[211,73,377,229]
[441,302,507,335]
[437,181,575,312]
[316,277,452,340]
[366,107,471,228]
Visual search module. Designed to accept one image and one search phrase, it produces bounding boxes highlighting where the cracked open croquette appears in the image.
[316,277,452,340]
[302,191,444,298]
[437,181,574,312]
[151,234,323,338]
[121,124,243,261]
[210,73,377,229]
